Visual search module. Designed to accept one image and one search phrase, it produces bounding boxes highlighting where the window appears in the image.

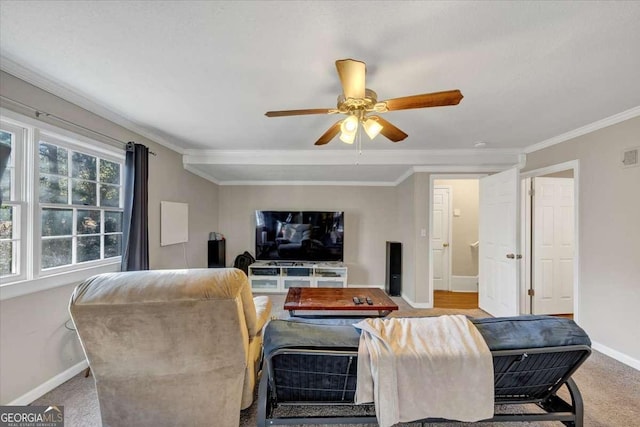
[38,139,123,271]
[0,115,124,287]
[0,123,25,280]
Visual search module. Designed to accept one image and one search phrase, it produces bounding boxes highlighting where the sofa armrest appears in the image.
[252,296,272,335]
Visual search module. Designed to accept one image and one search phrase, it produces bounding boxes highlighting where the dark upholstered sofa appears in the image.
[258,315,591,426]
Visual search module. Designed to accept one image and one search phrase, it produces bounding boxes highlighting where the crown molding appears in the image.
[219,180,399,187]
[394,168,416,185]
[182,148,521,166]
[183,149,519,186]
[0,56,187,154]
[183,164,221,185]
[524,105,640,154]
[187,163,513,187]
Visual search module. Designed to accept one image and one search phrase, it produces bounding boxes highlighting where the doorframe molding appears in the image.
[428,174,487,306]
[520,160,580,322]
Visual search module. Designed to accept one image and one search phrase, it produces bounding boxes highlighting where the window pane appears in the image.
[0,168,10,201]
[72,152,96,180]
[41,238,72,269]
[41,208,72,236]
[40,174,69,203]
[0,130,12,145]
[100,159,120,184]
[100,184,120,207]
[77,235,101,263]
[1,130,13,165]
[0,240,14,275]
[77,210,101,234]
[39,142,68,175]
[105,211,123,233]
[72,179,97,205]
[0,205,13,239]
[104,234,122,258]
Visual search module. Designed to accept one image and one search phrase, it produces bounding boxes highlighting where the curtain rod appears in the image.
[0,94,157,156]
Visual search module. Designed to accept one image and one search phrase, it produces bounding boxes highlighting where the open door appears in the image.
[532,177,574,314]
[432,186,451,291]
[479,168,520,317]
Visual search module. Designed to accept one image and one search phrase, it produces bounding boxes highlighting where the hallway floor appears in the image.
[434,290,479,309]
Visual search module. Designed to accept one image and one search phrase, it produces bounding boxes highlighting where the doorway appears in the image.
[521,162,579,319]
[430,176,482,309]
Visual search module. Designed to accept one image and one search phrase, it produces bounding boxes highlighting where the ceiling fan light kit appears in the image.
[339,115,358,144]
[265,58,464,147]
[363,116,383,139]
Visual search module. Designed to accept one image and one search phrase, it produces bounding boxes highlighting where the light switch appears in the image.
[453,208,461,217]
[420,228,427,237]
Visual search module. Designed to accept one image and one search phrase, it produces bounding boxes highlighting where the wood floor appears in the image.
[434,291,574,319]
[434,290,478,309]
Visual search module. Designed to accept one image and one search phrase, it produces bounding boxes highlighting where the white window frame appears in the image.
[0,121,28,283]
[0,109,124,300]
[35,133,124,276]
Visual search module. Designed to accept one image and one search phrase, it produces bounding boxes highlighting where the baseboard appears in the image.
[401,293,433,309]
[591,341,640,371]
[7,359,89,405]
[347,284,384,289]
[450,275,478,292]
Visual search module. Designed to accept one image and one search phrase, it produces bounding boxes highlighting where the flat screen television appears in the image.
[255,211,344,262]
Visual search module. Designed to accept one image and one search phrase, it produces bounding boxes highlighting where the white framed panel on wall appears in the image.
[160,201,189,246]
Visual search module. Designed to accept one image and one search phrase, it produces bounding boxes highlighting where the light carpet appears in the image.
[31,295,640,426]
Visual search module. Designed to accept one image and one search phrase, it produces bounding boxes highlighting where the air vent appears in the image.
[621,147,639,168]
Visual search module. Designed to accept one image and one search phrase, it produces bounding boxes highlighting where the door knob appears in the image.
[506,253,515,259]
[443,243,449,248]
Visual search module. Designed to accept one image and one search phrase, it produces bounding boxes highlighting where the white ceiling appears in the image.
[1,1,640,183]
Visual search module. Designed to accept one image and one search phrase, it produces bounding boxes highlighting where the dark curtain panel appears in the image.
[121,142,149,271]
[0,144,10,206]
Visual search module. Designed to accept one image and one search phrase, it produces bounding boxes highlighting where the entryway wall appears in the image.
[434,179,479,292]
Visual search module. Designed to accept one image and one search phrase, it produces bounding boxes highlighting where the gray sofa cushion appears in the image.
[470,315,591,350]
[263,315,591,357]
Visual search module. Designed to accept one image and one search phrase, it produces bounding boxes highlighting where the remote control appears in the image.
[353,296,362,305]
[366,297,373,305]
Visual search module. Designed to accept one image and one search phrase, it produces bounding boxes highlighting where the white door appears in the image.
[479,168,520,317]
[432,187,451,291]
[532,177,574,314]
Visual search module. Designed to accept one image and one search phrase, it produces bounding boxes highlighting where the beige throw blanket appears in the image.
[354,315,494,427]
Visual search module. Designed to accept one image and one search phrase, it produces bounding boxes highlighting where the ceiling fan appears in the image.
[265,59,463,146]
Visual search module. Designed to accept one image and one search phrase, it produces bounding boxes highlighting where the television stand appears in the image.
[248,261,348,293]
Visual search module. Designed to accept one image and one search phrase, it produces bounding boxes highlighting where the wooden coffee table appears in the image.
[284,287,398,317]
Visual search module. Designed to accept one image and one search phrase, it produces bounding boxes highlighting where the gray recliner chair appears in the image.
[69,268,271,427]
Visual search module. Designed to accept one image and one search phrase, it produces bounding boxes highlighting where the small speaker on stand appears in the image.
[208,239,226,268]
[385,241,402,296]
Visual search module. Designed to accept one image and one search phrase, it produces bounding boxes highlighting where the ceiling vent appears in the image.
[621,147,639,168]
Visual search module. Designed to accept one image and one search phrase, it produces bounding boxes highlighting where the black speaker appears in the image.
[385,241,402,296]
[208,240,226,268]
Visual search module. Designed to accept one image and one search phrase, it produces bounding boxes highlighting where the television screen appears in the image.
[255,211,344,262]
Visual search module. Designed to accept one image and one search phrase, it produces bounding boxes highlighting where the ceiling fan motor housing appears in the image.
[337,88,379,114]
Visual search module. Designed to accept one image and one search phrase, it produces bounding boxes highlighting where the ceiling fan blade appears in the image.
[265,108,334,117]
[382,90,463,111]
[371,115,408,142]
[314,120,342,146]
[335,59,366,99]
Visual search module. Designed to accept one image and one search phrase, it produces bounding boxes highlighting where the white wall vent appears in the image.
[621,147,639,168]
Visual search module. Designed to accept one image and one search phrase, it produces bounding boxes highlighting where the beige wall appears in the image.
[217,185,399,286]
[0,71,219,403]
[413,173,430,303]
[524,116,640,362]
[435,179,479,277]
[396,175,416,301]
